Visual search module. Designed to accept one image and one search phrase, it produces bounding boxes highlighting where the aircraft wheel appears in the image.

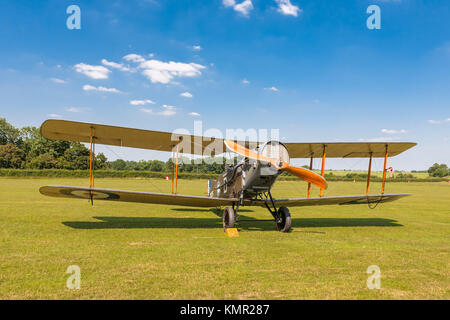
[276,206,291,232]
[222,206,236,230]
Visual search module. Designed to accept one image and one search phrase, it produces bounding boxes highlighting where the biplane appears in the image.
[39,120,416,232]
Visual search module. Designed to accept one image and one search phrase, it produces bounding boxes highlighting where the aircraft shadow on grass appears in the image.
[62,215,403,231]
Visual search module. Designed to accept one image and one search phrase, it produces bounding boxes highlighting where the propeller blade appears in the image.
[224,139,279,166]
[280,165,328,190]
[224,139,328,189]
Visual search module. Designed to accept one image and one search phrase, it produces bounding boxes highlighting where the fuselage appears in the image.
[209,141,290,200]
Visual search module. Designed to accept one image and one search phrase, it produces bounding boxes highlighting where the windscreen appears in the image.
[259,141,290,164]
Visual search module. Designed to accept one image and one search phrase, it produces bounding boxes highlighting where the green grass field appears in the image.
[0,177,448,299]
[323,170,431,178]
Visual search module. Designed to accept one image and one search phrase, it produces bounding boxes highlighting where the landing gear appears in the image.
[222,206,236,230]
[276,206,291,232]
[259,191,292,233]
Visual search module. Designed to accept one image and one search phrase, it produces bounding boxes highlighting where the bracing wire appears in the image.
[103,145,164,193]
[366,157,384,209]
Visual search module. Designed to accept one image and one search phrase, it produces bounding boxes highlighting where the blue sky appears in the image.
[0,0,448,170]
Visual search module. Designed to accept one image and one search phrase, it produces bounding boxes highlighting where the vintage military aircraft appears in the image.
[39,120,416,232]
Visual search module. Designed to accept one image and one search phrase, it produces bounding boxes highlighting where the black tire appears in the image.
[222,206,236,230]
[276,206,291,232]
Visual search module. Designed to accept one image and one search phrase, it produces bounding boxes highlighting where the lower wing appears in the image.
[40,185,410,208]
[249,193,411,207]
[40,185,236,208]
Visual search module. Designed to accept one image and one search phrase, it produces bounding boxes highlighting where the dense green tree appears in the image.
[58,142,90,170]
[150,160,164,172]
[0,118,21,145]
[0,144,25,168]
[95,153,107,170]
[28,154,58,169]
[20,126,70,161]
[109,159,127,170]
[428,163,449,177]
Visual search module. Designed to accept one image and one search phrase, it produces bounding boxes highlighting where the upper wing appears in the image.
[40,119,253,156]
[40,185,236,207]
[283,142,417,158]
[41,120,416,158]
[249,193,411,207]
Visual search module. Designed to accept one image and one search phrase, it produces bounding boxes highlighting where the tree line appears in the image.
[0,118,107,170]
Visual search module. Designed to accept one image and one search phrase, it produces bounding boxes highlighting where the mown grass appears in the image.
[0,177,448,299]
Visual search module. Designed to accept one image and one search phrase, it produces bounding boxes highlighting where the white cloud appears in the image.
[223,0,253,16]
[74,63,110,79]
[160,105,177,116]
[82,84,123,93]
[50,78,67,84]
[192,45,202,51]
[381,129,408,134]
[265,86,279,92]
[123,54,146,63]
[129,57,206,84]
[234,0,253,15]
[140,60,205,83]
[139,108,153,114]
[122,53,207,84]
[188,112,201,117]
[159,110,176,116]
[139,105,177,116]
[66,107,84,113]
[130,99,155,106]
[428,118,450,124]
[162,105,176,110]
[48,113,62,118]
[275,0,301,17]
[180,92,193,98]
[223,0,235,6]
[101,59,131,72]
[241,78,250,84]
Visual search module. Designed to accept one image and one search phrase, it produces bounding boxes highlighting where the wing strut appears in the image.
[366,145,389,209]
[366,152,373,195]
[175,142,180,194]
[89,127,95,205]
[171,142,180,194]
[307,154,313,198]
[89,127,95,189]
[319,145,327,197]
[381,145,389,194]
[171,149,174,194]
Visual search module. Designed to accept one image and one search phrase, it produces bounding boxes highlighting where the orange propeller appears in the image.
[224,139,328,190]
